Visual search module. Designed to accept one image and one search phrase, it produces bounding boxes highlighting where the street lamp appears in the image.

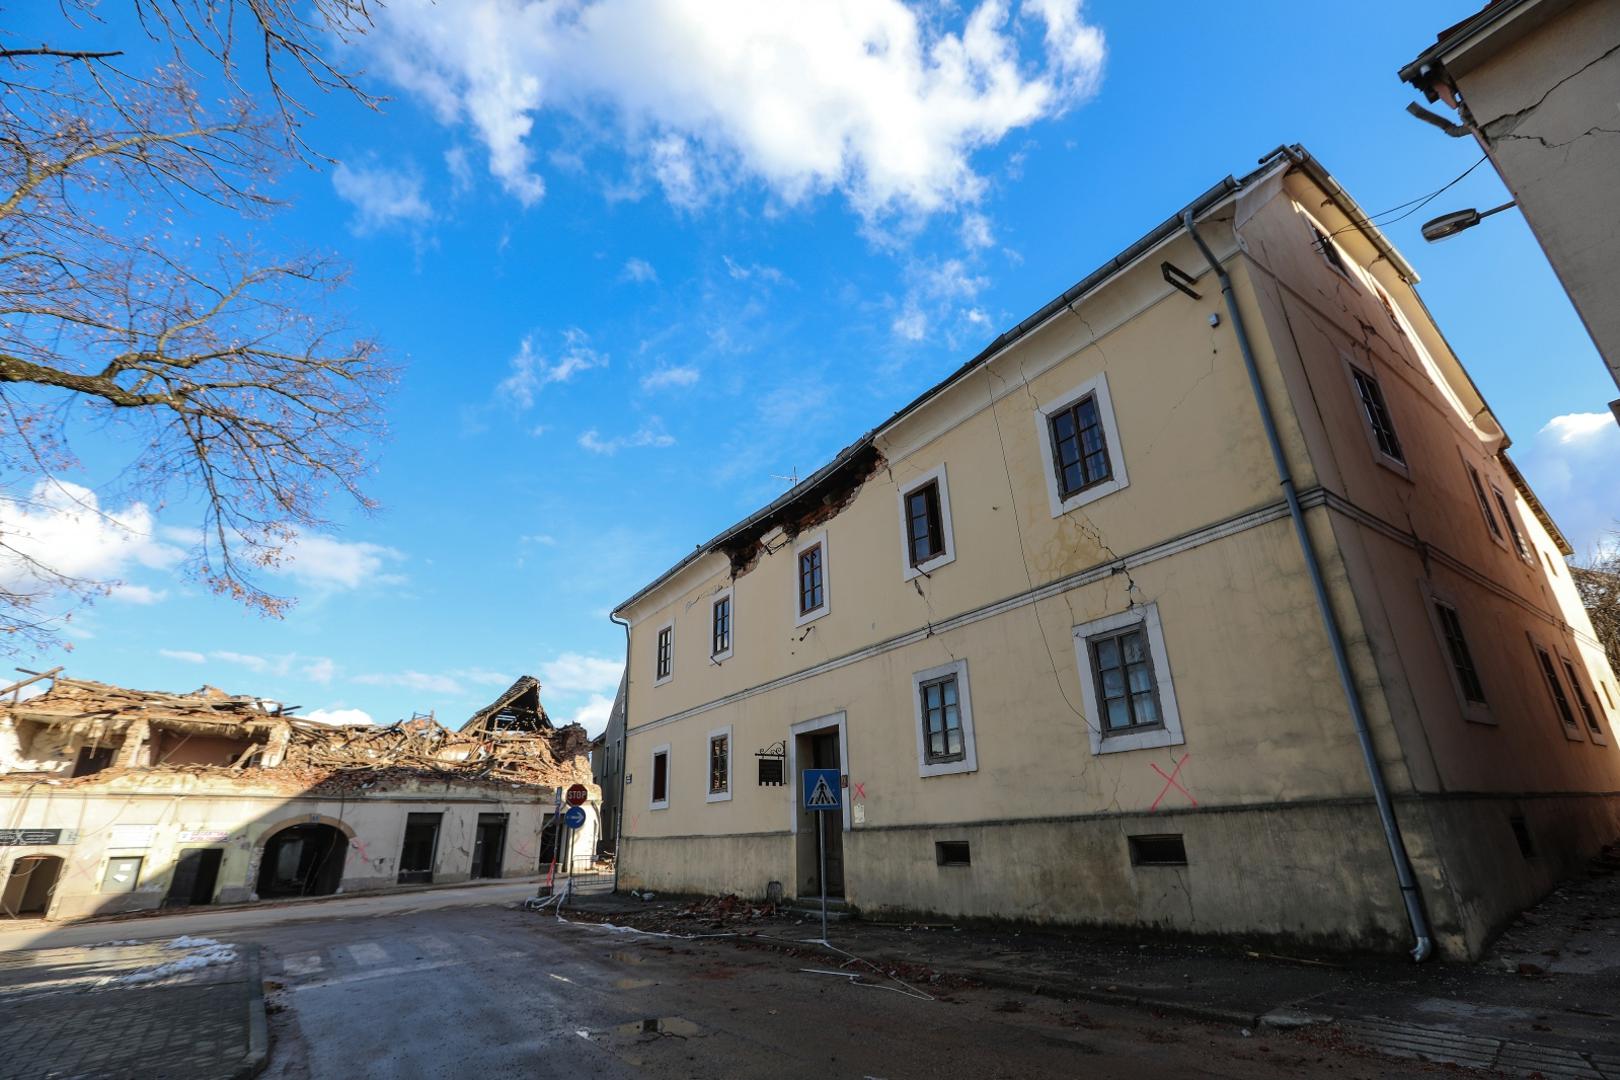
[1420,200,1516,242]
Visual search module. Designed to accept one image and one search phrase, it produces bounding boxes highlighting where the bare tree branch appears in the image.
[0,4,393,651]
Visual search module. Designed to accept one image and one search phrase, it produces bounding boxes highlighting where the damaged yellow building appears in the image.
[0,674,598,920]
[611,145,1620,959]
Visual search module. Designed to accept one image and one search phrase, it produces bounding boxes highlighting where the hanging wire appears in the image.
[1327,155,1489,239]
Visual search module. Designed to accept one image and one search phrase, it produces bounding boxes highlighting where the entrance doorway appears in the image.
[257,824,346,898]
[792,717,847,899]
[1,855,62,917]
[397,812,442,884]
[164,848,223,908]
[470,813,507,879]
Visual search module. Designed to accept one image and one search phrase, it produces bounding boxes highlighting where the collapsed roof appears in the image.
[0,672,593,794]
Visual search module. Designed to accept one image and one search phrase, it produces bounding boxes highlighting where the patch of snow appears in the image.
[162,935,222,949]
[115,938,237,984]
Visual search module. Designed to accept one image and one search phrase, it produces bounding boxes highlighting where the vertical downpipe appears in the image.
[611,613,631,896]
[1181,209,1434,962]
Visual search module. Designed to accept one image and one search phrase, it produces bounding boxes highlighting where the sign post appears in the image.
[801,767,842,944]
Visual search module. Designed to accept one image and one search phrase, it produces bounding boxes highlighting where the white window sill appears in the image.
[705,789,732,803]
[1094,725,1183,756]
[795,605,829,628]
[649,800,669,811]
[903,550,955,582]
[1051,476,1127,520]
[919,757,975,778]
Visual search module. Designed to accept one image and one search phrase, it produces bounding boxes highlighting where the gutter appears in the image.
[610,613,631,894]
[1181,209,1434,963]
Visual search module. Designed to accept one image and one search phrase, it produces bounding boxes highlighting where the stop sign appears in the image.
[565,783,589,807]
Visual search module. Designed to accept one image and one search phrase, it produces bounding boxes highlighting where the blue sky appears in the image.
[7,0,1616,734]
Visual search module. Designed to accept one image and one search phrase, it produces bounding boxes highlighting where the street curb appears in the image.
[236,945,269,1080]
[921,962,1265,1029]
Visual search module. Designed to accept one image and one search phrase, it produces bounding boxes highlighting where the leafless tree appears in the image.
[1572,534,1620,675]
[0,1,394,650]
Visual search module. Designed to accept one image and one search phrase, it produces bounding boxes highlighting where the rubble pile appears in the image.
[280,713,594,791]
[1,672,594,795]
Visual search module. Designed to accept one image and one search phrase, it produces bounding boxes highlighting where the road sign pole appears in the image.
[817,809,828,944]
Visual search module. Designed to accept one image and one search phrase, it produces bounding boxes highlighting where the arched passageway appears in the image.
[256,823,346,898]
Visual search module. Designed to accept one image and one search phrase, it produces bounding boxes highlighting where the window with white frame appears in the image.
[707,726,732,801]
[897,464,956,581]
[1559,656,1605,742]
[1464,462,1508,548]
[1305,215,1353,280]
[912,658,977,777]
[1490,484,1532,563]
[794,530,830,626]
[1073,603,1185,755]
[1423,588,1491,724]
[649,745,670,809]
[1346,360,1406,471]
[710,587,734,661]
[1034,372,1129,519]
[653,620,674,685]
[1531,641,1585,741]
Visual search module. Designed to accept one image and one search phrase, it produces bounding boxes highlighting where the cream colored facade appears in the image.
[0,774,590,920]
[1401,0,1620,401]
[612,146,1620,959]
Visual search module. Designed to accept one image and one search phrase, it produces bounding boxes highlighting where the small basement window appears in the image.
[935,841,971,867]
[1128,834,1187,867]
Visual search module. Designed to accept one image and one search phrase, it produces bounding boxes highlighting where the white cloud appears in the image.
[640,365,701,391]
[303,657,338,685]
[960,211,995,250]
[0,480,184,603]
[723,256,783,283]
[621,257,658,283]
[110,583,167,604]
[578,421,675,454]
[303,707,377,726]
[892,305,928,341]
[1543,412,1613,445]
[445,146,475,194]
[1516,411,1620,560]
[366,0,1107,219]
[497,331,609,410]
[332,160,433,233]
[272,532,406,591]
[539,652,623,695]
[160,649,207,664]
[891,256,989,341]
[211,650,282,675]
[568,693,614,736]
[355,670,466,695]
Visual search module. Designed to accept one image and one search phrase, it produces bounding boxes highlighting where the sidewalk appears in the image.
[554,878,1620,1079]
[0,938,266,1080]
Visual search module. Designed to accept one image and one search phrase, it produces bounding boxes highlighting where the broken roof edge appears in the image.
[1499,451,1575,557]
[612,144,1413,619]
[1397,0,1571,96]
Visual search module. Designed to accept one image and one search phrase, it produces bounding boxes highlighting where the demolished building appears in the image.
[0,672,599,920]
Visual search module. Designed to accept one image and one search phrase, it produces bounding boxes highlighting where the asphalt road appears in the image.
[0,880,539,952]
[240,899,1440,1079]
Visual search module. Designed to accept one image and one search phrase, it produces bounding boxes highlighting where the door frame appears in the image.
[786,711,849,834]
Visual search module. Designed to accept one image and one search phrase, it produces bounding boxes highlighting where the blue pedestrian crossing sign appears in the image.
[802,768,842,812]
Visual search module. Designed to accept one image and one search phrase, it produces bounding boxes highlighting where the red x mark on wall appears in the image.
[853,782,867,800]
[1149,753,1196,811]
